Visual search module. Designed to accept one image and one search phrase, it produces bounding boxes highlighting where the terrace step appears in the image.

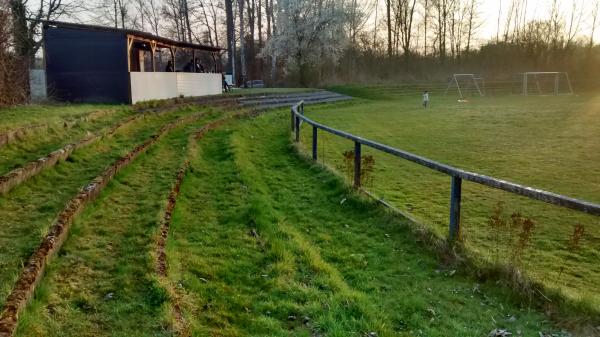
[238,91,352,109]
[236,90,328,103]
[258,95,352,109]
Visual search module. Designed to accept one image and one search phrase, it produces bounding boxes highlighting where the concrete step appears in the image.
[258,95,352,109]
[240,92,349,107]
[236,90,327,103]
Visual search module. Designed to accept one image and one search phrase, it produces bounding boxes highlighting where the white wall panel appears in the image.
[176,73,222,97]
[129,72,222,104]
[130,72,178,104]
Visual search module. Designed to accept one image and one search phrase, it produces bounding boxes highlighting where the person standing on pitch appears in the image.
[422,90,430,108]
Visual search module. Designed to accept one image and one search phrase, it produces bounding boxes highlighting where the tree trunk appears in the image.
[238,0,247,86]
[424,0,428,56]
[120,0,126,29]
[257,0,263,78]
[269,0,276,83]
[225,0,236,81]
[246,0,255,80]
[466,0,475,54]
[114,0,118,28]
[183,0,192,42]
[386,0,392,57]
[257,0,263,48]
[9,0,30,97]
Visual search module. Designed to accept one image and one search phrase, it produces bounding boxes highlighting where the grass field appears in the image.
[0,89,597,336]
[298,86,600,311]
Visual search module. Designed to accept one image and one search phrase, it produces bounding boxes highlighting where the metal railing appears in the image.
[290,101,600,241]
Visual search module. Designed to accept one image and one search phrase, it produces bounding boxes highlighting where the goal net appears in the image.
[445,74,484,98]
[521,72,574,96]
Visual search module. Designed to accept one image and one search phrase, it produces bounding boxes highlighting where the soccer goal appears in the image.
[521,72,574,96]
[445,74,484,98]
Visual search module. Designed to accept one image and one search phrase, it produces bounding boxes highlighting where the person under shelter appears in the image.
[165,60,174,72]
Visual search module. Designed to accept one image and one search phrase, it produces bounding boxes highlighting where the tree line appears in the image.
[2,0,600,102]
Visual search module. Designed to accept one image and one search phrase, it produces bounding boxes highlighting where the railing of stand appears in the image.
[290,101,600,241]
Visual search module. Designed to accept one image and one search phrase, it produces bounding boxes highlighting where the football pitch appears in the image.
[299,86,600,310]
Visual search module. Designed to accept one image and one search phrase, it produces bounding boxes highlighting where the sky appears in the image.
[28,0,600,42]
[453,1,597,40]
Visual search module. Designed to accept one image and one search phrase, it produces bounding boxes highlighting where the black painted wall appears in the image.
[44,26,130,103]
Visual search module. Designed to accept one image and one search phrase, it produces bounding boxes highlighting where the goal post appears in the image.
[445,74,484,98]
[521,72,574,96]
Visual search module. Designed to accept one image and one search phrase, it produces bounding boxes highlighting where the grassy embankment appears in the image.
[0,105,214,310]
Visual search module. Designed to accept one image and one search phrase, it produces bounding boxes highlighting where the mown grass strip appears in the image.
[155,109,263,336]
[230,120,402,336]
[0,107,120,146]
[0,111,208,337]
[0,108,135,174]
[164,125,393,336]
[0,113,143,195]
[0,125,48,148]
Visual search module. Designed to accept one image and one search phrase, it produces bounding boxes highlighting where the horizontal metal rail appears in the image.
[290,101,600,234]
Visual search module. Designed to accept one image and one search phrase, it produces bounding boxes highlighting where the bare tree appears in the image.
[395,0,417,64]
[590,0,600,48]
[548,0,562,48]
[385,0,391,57]
[183,0,192,41]
[10,0,83,64]
[196,0,217,45]
[565,0,584,49]
[163,0,184,40]
[143,0,162,35]
[465,0,480,54]
[257,0,262,48]
[422,0,429,55]
[265,0,272,38]
[96,0,129,29]
[496,0,501,42]
[432,0,448,61]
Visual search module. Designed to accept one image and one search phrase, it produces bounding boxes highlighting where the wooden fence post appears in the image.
[295,115,300,142]
[312,126,318,161]
[354,142,361,188]
[449,176,462,241]
[291,108,295,131]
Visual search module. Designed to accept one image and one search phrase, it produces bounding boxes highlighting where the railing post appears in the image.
[312,126,318,161]
[354,142,361,188]
[295,115,300,142]
[449,176,462,242]
[291,108,295,131]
